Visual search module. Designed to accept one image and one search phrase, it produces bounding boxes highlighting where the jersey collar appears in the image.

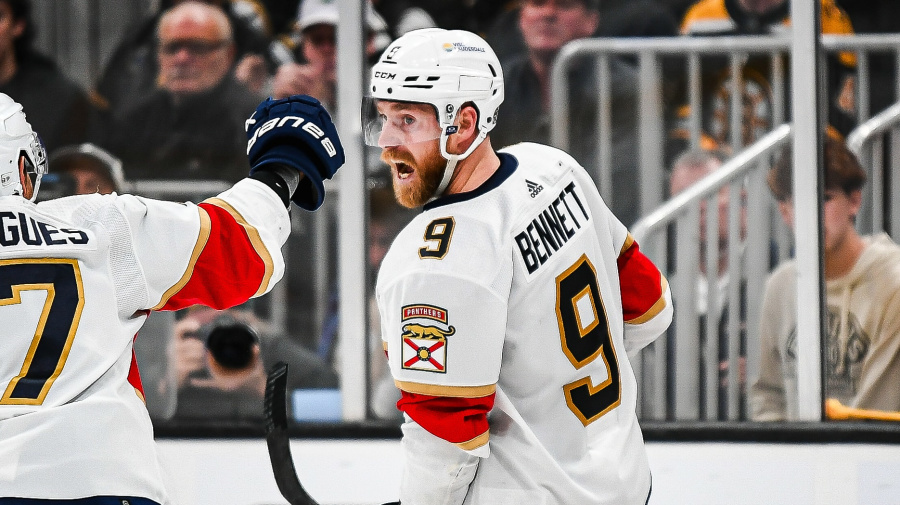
[423,152,518,211]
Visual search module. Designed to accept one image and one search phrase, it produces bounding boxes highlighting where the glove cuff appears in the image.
[251,144,326,211]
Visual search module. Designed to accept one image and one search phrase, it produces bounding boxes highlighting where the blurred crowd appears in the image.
[10,0,900,423]
[17,0,896,204]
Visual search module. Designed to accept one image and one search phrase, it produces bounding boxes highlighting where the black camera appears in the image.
[192,315,260,371]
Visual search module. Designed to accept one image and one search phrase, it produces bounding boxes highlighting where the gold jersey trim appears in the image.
[152,206,212,310]
[619,233,635,256]
[455,430,490,451]
[394,380,496,399]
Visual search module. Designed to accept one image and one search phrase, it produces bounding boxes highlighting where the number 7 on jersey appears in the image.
[1,259,84,405]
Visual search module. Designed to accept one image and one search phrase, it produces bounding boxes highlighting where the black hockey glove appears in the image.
[246,94,345,210]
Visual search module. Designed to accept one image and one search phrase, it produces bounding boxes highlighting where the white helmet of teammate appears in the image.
[0,93,46,201]
[363,28,504,195]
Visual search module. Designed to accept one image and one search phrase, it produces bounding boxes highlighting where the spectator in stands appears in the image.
[0,0,92,152]
[92,0,275,120]
[678,0,857,146]
[751,136,900,421]
[669,148,747,419]
[170,305,338,423]
[98,1,261,183]
[271,0,389,110]
[669,149,743,276]
[490,0,642,226]
[46,143,126,196]
[484,0,677,72]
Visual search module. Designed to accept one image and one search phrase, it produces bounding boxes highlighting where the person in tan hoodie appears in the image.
[751,136,900,421]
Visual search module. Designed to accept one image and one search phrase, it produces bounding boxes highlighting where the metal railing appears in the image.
[551,34,900,226]
[631,125,792,421]
[847,101,900,238]
[29,5,900,425]
[629,102,900,421]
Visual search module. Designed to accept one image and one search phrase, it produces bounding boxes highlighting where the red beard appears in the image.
[381,142,447,208]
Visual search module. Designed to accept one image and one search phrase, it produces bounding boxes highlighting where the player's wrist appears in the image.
[245,94,344,210]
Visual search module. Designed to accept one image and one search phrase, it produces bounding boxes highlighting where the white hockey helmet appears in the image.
[363,28,503,193]
[0,93,47,201]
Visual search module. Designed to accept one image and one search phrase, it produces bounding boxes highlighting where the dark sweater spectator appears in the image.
[100,2,260,183]
[92,0,273,121]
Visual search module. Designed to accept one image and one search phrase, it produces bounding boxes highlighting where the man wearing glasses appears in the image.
[98,1,262,184]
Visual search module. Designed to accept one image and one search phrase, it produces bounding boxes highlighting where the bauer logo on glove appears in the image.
[245,94,345,211]
[246,112,339,158]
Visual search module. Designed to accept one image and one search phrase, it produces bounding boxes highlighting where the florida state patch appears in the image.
[400,304,455,373]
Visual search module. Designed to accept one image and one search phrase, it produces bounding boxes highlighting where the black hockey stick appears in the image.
[264,362,321,505]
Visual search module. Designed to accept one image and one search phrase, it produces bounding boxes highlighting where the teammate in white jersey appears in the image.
[363,29,673,505]
[0,92,344,504]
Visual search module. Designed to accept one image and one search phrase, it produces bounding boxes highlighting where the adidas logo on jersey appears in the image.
[526,179,543,198]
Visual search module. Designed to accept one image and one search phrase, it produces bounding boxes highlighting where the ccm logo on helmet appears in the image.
[246,116,338,157]
[374,71,396,80]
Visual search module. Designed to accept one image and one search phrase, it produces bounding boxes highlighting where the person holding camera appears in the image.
[170,305,338,421]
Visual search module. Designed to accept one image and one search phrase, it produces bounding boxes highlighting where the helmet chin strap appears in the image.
[428,128,487,202]
[29,177,41,202]
[429,155,458,203]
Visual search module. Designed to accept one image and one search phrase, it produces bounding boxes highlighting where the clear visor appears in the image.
[24,133,47,202]
[361,97,446,148]
[27,132,48,177]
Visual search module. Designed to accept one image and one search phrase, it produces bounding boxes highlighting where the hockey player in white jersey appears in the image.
[0,92,344,504]
[364,29,673,504]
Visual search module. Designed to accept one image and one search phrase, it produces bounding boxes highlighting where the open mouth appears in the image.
[395,162,414,180]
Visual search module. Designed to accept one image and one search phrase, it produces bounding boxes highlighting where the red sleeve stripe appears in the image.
[128,346,145,403]
[394,380,496,399]
[154,201,270,311]
[152,207,211,310]
[397,390,493,447]
[626,276,669,325]
[618,235,669,323]
[203,197,275,297]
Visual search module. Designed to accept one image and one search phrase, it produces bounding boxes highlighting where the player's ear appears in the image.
[447,106,479,156]
[18,155,32,200]
[458,104,478,138]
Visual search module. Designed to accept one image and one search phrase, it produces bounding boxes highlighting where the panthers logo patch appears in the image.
[400,304,455,373]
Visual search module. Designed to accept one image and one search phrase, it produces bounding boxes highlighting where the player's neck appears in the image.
[445,139,501,196]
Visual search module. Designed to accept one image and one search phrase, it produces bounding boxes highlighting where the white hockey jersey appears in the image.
[377,143,673,505]
[0,179,289,503]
